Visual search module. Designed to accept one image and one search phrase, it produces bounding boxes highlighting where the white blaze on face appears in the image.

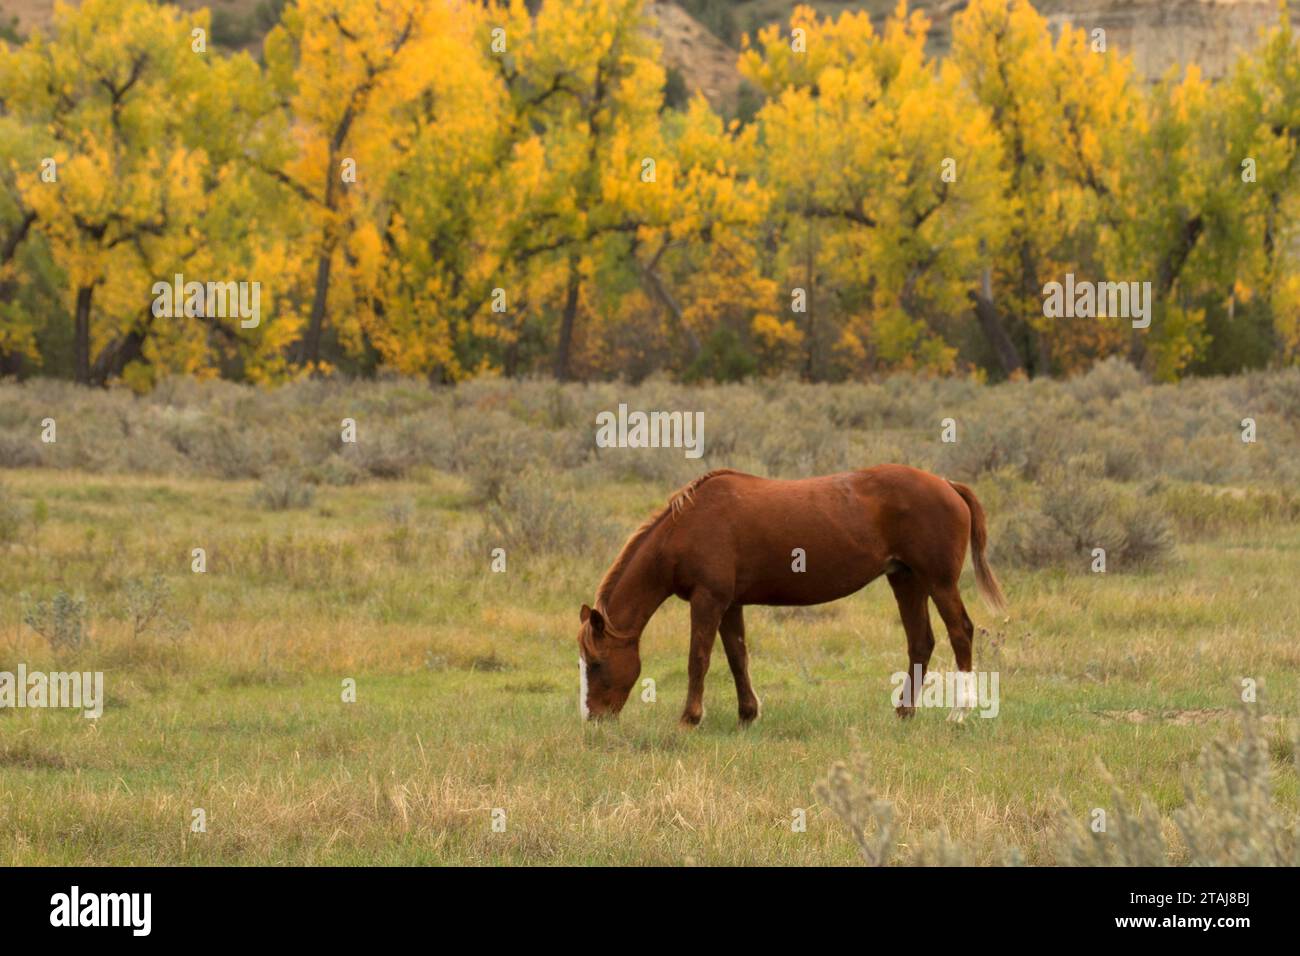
[579,656,589,719]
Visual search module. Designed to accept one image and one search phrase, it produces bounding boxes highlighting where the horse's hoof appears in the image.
[679,711,703,729]
[738,699,761,726]
[895,705,916,719]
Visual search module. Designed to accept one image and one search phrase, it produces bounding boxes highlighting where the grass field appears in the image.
[2,368,1299,864]
[2,474,1297,865]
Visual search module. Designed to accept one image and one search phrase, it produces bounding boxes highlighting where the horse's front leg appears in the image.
[680,592,725,727]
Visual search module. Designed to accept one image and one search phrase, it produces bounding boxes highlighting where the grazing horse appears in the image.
[577,464,1006,725]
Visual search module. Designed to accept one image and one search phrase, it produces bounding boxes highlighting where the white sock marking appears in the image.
[579,656,589,720]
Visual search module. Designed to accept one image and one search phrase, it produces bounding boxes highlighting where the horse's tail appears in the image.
[947,480,1007,612]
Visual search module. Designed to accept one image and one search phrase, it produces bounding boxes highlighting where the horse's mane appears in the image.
[594,469,743,612]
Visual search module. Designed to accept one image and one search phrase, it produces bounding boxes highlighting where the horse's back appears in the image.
[663,465,968,604]
[689,464,965,523]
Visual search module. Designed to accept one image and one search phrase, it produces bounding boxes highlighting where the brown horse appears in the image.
[577,464,1006,725]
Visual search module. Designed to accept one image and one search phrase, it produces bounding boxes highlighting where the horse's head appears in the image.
[578,603,640,720]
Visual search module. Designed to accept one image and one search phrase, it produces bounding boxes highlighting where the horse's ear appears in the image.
[580,604,605,641]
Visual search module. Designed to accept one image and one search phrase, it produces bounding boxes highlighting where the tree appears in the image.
[263,0,464,371]
[2,0,281,386]
[952,0,1141,377]
[1214,7,1300,366]
[0,113,44,375]
[741,2,1005,378]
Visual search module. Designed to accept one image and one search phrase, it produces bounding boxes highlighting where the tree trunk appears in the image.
[635,249,702,365]
[0,277,20,377]
[1015,238,1051,377]
[90,321,150,385]
[969,266,1024,378]
[74,284,94,385]
[803,220,817,380]
[554,253,581,381]
[0,350,22,378]
[1035,328,1052,376]
[301,248,333,367]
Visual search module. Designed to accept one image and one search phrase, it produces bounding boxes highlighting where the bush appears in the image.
[1,371,1298,500]
[994,465,1174,570]
[1057,707,1296,865]
[458,417,576,502]
[348,412,455,479]
[1065,356,1147,405]
[162,413,269,479]
[122,574,190,642]
[755,420,852,477]
[24,591,90,652]
[1156,483,1300,539]
[815,756,898,866]
[820,706,1296,865]
[461,427,529,502]
[253,469,316,511]
[816,745,1022,866]
[311,454,368,487]
[1087,427,1146,481]
[0,431,44,469]
[483,470,609,555]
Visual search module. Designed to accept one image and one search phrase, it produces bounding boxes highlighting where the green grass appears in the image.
[1,466,1297,864]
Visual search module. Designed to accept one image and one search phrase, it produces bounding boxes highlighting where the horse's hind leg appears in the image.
[681,592,726,728]
[887,568,935,718]
[930,582,977,721]
[719,604,760,726]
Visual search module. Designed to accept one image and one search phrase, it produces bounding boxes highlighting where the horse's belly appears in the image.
[736,565,880,607]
